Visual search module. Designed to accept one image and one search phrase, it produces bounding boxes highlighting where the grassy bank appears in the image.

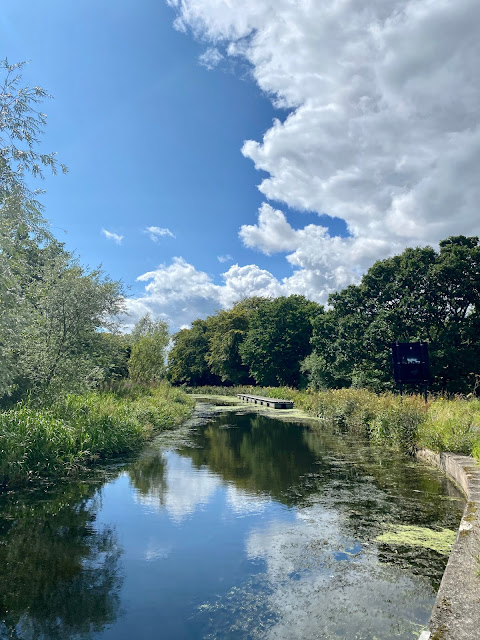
[0,382,194,487]
[187,386,480,460]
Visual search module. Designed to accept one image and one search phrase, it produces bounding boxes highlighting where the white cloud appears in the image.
[146,226,175,241]
[101,228,123,245]
[124,256,286,331]
[124,241,366,332]
[199,47,224,69]
[217,254,233,263]
[127,0,480,330]
[240,203,300,255]
[164,0,480,267]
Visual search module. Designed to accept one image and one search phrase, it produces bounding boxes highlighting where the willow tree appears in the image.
[0,60,125,401]
[128,314,170,384]
[0,59,66,397]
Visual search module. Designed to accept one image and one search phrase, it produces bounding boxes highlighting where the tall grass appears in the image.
[0,382,194,486]
[189,385,480,460]
[418,397,480,457]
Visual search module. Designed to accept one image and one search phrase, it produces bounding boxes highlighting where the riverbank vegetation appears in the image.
[189,386,480,460]
[0,383,194,487]
[167,227,480,460]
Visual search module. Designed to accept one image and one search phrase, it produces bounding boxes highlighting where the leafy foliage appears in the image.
[308,237,480,393]
[206,301,254,385]
[0,59,67,201]
[128,314,169,384]
[168,318,221,386]
[0,60,125,402]
[239,295,322,386]
[16,244,124,397]
[168,296,322,388]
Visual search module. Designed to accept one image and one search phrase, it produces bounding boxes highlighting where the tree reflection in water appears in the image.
[173,410,464,589]
[0,479,123,640]
[128,449,167,503]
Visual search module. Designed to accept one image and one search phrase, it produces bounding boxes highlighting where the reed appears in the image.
[0,382,194,486]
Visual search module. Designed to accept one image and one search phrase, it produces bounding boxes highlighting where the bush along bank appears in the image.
[0,382,194,487]
[188,386,480,460]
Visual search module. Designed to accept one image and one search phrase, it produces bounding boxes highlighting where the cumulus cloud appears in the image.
[124,203,400,330]
[132,0,480,329]
[124,256,286,331]
[240,203,300,255]
[101,228,123,245]
[241,203,397,287]
[217,254,233,263]
[165,0,480,251]
[146,226,175,241]
[124,241,370,332]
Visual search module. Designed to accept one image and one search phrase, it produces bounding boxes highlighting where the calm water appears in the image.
[0,404,465,640]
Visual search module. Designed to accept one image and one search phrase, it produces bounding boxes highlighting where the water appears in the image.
[0,404,465,640]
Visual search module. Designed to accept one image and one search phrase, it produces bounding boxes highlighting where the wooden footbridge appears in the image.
[237,393,294,409]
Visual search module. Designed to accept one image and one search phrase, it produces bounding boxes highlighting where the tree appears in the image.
[308,237,480,393]
[13,242,124,396]
[206,302,254,385]
[0,58,65,398]
[168,319,220,386]
[128,314,169,384]
[0,59,67,201]
[240,295,322,387]
[0,60,129,402]
[96,332,131,383]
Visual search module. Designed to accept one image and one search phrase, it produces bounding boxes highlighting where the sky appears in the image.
[2,0,479,331]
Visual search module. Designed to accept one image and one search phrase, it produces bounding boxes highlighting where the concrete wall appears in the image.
[415,450,480,640]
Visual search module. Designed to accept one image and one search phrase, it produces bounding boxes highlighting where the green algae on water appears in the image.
[376,524,456,555]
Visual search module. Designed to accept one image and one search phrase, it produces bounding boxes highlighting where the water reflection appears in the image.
[130,450,222,522]
[179,413,320,504]
[0,479,123,640]
[0,408,466,640]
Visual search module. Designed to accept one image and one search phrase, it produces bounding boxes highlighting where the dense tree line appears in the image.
[168,237,480,394]
[305,236,480,394]
[168,295,322,387]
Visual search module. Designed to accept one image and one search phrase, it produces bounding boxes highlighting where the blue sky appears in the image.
[2,1,284,288]
[2,0,479,330]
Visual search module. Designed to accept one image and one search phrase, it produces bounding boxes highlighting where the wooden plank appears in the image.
[237,394,294,409]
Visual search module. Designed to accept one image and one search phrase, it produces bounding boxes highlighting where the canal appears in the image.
[0,402,465,639]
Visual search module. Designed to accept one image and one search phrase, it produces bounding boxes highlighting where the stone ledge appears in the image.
[415,449,480,640]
